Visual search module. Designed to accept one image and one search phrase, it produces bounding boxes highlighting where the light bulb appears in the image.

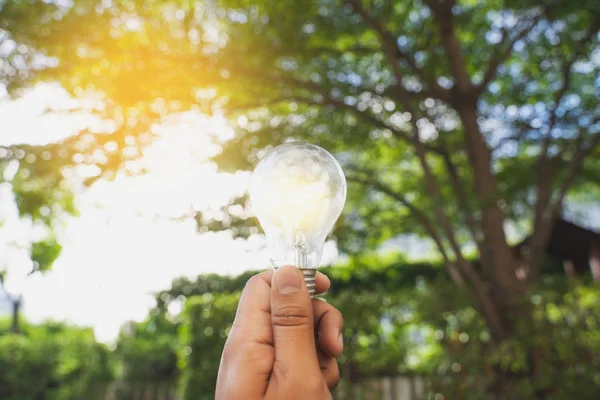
[249,142,347,296]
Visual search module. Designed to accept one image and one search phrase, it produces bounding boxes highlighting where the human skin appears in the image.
[215,265,344,399]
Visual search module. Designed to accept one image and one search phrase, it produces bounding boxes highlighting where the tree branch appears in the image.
[527,17,600,282]
[457,104,520,296]
[398,106,499,316]
[376,70,469,265]
[439,146,484,253]
[347,170,463,282]
[476,13,544,96]
[541,15,600,162]
[425,0,473,95]
[549,133,600,220]
[491,119,538,153]
[346,168,441,239]
[407,107,486,261]
[413,129,508,338]
[346,0,450,102]
[528,131,600,283]
[408,121,484,294]
[349,166,506,339]
[222,73,446,155]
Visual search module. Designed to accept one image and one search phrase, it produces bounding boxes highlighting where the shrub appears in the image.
[178,292,239,400]
[0,323,114,400]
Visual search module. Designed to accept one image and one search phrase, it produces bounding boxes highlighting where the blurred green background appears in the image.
[1,0,599,399]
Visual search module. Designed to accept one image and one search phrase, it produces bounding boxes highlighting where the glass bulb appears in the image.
[249,142,347,283]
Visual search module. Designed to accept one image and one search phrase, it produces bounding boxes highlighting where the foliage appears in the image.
[113,316,179,400]
[0,316,30,333]
[1,0,597,250]
[0,124,77,324]
[155,252,570,311]
[416,277,600,399]
[137,257,597,399]
[154,253,444,310]
[178,292,239,400]
[0,322,115,400]
[2,0,600,398]
[3,0,597,347]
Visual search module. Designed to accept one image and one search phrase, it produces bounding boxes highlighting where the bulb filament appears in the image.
[292,229,308,268]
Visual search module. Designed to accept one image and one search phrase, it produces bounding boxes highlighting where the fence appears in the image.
[103,376,425,400]
[335,376,426,400]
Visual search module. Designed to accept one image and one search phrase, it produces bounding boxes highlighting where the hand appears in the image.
[216,265,344,399]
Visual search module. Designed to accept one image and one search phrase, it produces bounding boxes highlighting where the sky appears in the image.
[0,83,343,342]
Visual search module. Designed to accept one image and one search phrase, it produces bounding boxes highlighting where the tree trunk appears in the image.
[11,298,21,334]
[458,105,521,288]
[456,104,526,340]
[456,104,543,400]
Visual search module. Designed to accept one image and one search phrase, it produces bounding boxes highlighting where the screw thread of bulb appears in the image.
[299,267,317,298]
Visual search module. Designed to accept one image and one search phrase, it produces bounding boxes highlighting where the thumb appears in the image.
[271,265,320,375]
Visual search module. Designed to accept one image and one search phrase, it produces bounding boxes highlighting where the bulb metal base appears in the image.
[300,267,317,298]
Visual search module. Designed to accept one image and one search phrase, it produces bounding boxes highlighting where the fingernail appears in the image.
[338,331,344,350]
[275,266,302,295]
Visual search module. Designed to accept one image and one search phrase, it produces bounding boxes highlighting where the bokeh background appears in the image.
[1,0,599,399]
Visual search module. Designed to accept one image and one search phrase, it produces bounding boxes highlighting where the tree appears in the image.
[1,3,80,333]
[2,0,600,397]
[114,317,179,400]
[0,321,115,399]
[0,143,73,333]
[151,257,600,398]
